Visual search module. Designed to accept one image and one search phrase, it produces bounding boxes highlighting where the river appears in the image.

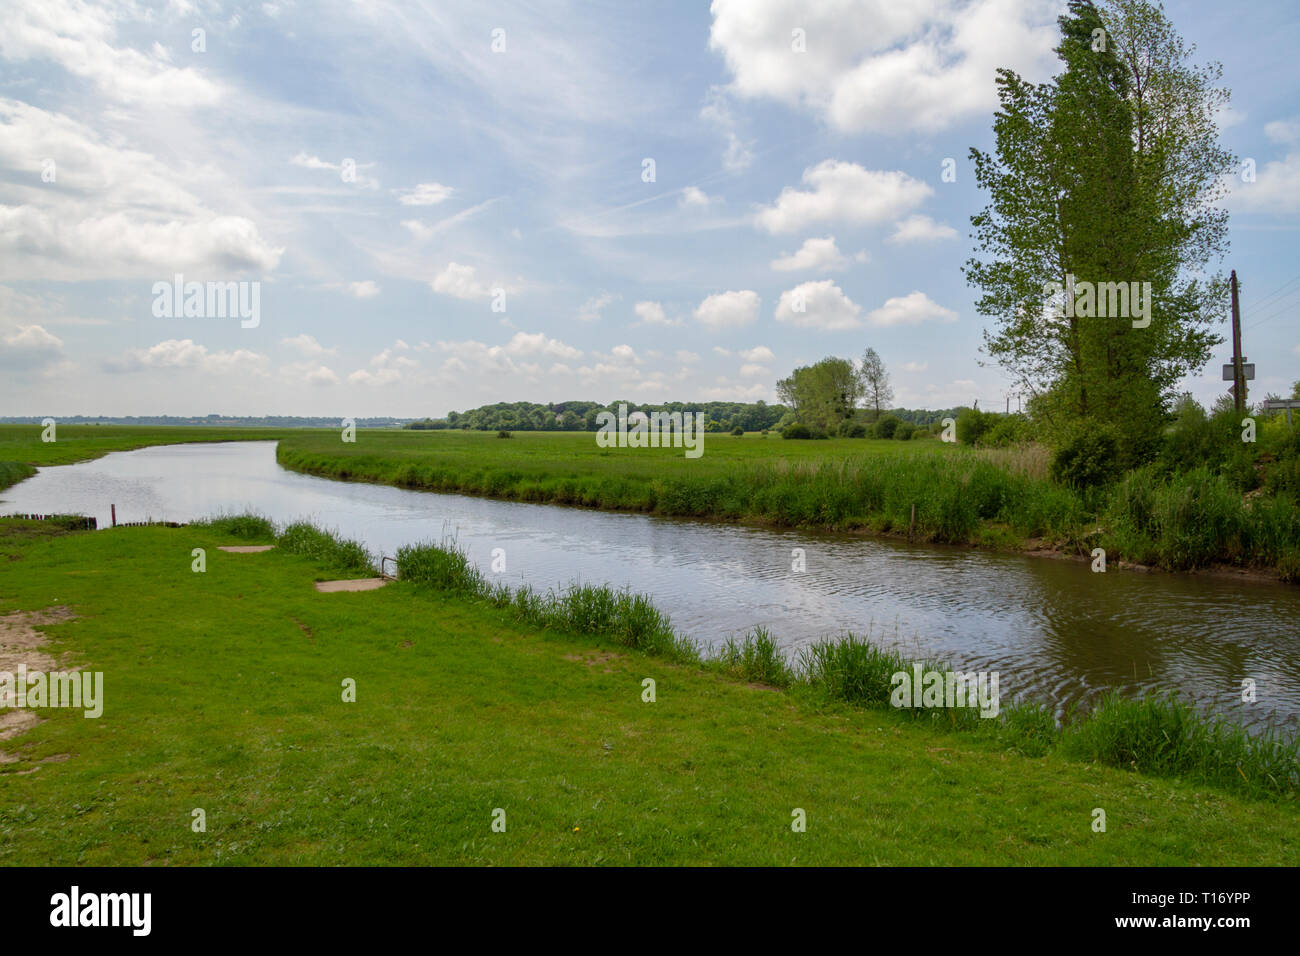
[4,440,1298,732]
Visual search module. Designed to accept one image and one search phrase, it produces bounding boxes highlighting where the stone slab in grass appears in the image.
[314,578,388,593]
[218,545,275,553]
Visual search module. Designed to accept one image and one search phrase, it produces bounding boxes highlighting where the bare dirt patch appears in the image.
[563,650,624,668]
[314,578,388,593]
[218,545,275,553]
[0,605,78,762]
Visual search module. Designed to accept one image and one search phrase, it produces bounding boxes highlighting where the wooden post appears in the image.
[909,503,916,543]
[111,504,116,528]
[1231,270,1245,415]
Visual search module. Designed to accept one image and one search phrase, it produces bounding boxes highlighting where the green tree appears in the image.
[965,0,1233,464]
[776,357,865,431]
[859,348,894,419]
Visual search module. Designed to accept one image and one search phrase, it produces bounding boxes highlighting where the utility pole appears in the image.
[1231,270,1246,415]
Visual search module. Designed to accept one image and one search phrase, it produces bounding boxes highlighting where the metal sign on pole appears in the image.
[1222,362,1254,380]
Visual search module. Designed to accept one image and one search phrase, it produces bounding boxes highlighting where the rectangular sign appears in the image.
[1222,363,1255,380]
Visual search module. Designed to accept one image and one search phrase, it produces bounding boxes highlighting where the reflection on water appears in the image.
[4,440,1298,731]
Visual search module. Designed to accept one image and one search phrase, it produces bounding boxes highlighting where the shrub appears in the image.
[840,421,868,438]
[955,408,995,445]
[874,415,902,439]
[982,413,1033,447]
[731,426,745,436]
[781,423,812,440]
[895,422,915,441]
[1049,421,1121,490]
[496,430,512,438]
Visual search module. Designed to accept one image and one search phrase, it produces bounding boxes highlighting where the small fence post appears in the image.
[111,504,116,527]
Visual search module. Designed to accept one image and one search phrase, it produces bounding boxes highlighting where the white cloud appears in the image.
[775,280,863,330]
[675,349,700,363]
[103,338,269,374]
[403,198,503,242]
[633,300,681,326]
[770,235,860,272]
[282,334,337,357]
[700,86,754,172]
[694,289,760,328]
[738,346,774,362]
[699,380,771,401]
[578,292,618,322]
[888,214,959,244]
[739,363,769,377]
[280,361,340,386]
[0,323,63,370]
[3,0,223,107]
[900,361,929,372]
[709,0,1059,134]
[397,182,454,206]
[347,280,381,298]
[866,291,958,327]
[435,332,583,378]
[755,160,932,233]
[348,344,418,386]
[0,100,282,280]
[430,262,491,300]
[289,153,379,189]
[1234,147,1300,215]
[1265,119,1300,144]
[680,186,717,207]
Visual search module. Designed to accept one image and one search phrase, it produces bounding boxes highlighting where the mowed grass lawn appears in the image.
[1,520,1296,866]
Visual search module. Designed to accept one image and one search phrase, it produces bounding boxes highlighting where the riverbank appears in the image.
[1,516,1295,865]
[4,424,1297,582]
[0,424,305,493]
[273,428,1300,582]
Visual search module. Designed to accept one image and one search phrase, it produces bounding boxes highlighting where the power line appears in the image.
[1244,273,1300,313]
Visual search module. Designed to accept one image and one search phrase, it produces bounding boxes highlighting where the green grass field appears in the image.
[0,518,1296,865]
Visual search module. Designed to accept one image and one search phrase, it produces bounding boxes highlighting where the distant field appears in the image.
[0,425,308,492]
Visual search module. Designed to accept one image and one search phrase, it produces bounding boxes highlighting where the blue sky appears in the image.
[1,0,1297,417]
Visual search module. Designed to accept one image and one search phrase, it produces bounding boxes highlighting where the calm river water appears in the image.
[4,440,1298,731]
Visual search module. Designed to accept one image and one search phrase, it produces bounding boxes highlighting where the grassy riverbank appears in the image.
[0,424,302,493]
[4,424,1298,579]
[275,428,1300,579]
[0,516,1296,865]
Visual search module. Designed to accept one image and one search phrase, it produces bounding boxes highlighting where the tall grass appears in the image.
[712,627,794,687]
[0,461,36,492]
[274,521,376,576]
[1062,692,1300,798]
[394,539,698,662]
[192,512,276,540]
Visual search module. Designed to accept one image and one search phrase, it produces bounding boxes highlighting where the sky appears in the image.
[1,0,1298,418]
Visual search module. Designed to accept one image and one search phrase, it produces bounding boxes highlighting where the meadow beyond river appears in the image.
[3,439,1298,733]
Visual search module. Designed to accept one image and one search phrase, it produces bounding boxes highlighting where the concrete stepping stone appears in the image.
[314,578,388,593]
[218,545,275,553]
